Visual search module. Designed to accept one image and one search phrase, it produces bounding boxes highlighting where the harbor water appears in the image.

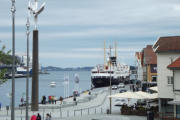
[0,71,91,107]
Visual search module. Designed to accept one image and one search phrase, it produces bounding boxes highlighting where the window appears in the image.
[167,76,173,85]
[152,76,157,82]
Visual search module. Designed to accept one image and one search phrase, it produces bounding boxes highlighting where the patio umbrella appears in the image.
[135,91,158,99]
[149,86,158,92]
[108,91,144,99]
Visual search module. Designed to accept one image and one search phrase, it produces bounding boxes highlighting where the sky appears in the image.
[1,0,180,67]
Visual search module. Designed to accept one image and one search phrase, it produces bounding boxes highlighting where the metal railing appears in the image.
[0,89,108,120]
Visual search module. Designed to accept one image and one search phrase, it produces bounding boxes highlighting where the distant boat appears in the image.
[16,66,32,76]
[50,81,56,87]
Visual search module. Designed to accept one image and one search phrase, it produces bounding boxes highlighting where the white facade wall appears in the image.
[157,53,180,99]
[174,70,180,91]
[136,60,143,81]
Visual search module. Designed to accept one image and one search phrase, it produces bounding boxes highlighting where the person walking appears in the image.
[45,113,51,120]
[36,113,41,120]
[31,114,37,120]
[0,102,1,110]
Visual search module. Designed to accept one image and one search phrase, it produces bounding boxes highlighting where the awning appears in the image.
[149,86,158,92]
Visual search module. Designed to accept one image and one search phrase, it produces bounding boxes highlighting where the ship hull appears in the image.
[91,77,121,88]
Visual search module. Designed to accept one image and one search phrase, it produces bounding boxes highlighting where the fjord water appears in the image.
[0,71,91,107]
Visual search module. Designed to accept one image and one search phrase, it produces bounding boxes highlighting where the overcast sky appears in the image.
[1,0,180,67]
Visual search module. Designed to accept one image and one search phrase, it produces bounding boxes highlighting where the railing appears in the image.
[0,89,109,120]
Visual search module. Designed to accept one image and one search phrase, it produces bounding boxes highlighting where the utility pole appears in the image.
[25,17,30,120]
[10,0,16,120]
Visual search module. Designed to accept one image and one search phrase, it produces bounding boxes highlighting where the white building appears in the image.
[168,57,180,118]
[153,36,180,118]
[135,52,143,81]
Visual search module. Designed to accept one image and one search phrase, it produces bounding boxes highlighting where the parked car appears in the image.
[119,89,127,93]
[114,98,128,106]
[118,83,125,88]
[112,85,118,90]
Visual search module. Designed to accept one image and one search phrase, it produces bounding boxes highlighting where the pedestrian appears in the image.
[31,114,37,120]
[45,113,49,120]
[0,102,1,110]
[59,96,63,104]
[36,113,41,120]
[45,113,51,120]
[21,97,24,106]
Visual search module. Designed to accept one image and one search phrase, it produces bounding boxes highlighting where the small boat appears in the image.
[50,81,56,87]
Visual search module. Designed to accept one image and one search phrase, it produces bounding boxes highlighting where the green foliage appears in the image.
[0,45,12,65]
[0,69,7,85]
[0,41,12,85]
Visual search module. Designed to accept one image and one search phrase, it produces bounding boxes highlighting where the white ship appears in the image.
[91,42,130,88]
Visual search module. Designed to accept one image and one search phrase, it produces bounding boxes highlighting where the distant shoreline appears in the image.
[41,66,93,71]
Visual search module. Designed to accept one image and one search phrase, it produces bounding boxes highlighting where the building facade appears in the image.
[153,36,180,118]
[135,45,157,83]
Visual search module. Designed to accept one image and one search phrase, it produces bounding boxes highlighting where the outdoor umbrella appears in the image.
[135,91,158,99]
[108,91,144,99]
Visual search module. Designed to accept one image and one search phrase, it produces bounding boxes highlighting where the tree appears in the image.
[0,41,12,85]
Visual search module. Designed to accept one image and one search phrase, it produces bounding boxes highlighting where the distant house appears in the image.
[153,36,180,118]
[135,45,157,83]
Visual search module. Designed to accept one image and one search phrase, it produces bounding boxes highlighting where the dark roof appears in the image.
[143,45,157,64]
[153,36,180,53]
[167,57,180,70]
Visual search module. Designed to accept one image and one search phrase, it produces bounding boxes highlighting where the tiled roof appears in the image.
[167,57,180,70]
[153,36,180,53]
[143,45,157,64]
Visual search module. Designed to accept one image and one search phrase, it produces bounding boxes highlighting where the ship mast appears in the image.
[104,40,106,69]
[115,41,117,58]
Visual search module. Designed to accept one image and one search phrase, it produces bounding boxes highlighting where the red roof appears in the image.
[153,36,180,53]
[167,57,180,70]
[143,45,157,64]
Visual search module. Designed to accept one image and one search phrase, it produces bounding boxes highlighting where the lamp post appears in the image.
[28,0,45,111]
[109,46,112,114]
[25,17,30,120]
[10,0,16,120]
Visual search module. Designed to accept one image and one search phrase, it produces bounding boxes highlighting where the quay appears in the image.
[0,85,148,120]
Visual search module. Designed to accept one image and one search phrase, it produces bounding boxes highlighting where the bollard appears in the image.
[95,108,96,114]
[74,110,75,116]
[101,108,103,114]
[67,110,69,117]
[21,107,22,115]
[43,108,45,120]
[88,108,89,115]
[81,109,82,116]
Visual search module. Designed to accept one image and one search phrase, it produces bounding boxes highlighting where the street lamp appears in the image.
[28,0,45,111]
[109,46,112,114]
[25,16,30,120]
[10,0,16,120]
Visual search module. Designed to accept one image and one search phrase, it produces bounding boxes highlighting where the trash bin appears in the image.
[106,109,110,114]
